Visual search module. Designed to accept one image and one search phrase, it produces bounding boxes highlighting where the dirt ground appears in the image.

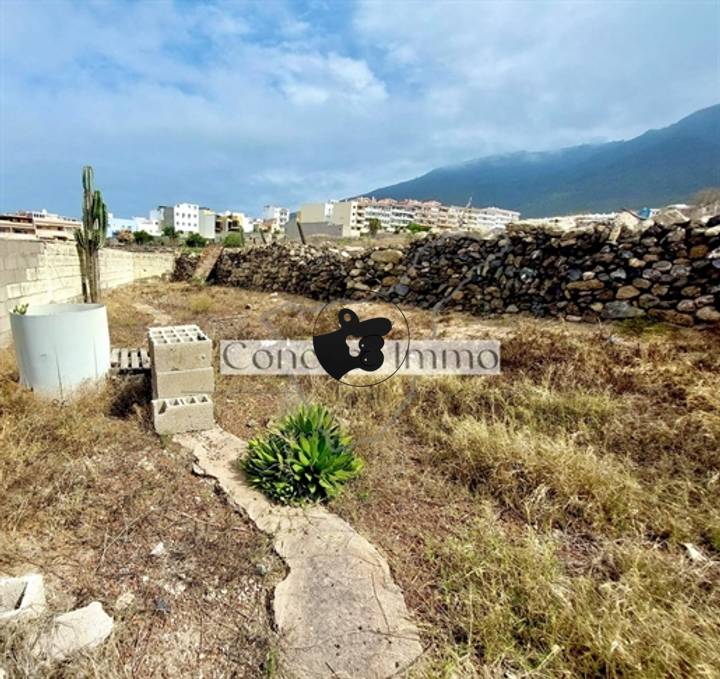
[2,278,719,678]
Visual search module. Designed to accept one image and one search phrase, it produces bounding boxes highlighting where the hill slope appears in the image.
[365,105,720,217]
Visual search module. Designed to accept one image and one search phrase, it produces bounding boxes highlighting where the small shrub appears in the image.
[133,230,154,245]
[243,404,363,504]
[223,232,245,247]
[185,232,208,248]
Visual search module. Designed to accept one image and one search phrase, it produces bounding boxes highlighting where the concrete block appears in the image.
[0,574,46,624]
[152,394,214,435]
[152,366,215,399]
[33,601,113,661]
[148,324,212,372]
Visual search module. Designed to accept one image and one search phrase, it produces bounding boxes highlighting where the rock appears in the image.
[393,283,409,297]
[506,304,519,313]
[682,543,708,563]
[628,258,645,268]
[696,306,720,322]
[676,300,695,313]
[370,249,403,264]
[0,574,46,624]
[705,224,720,237]
[451,290,464,301]
[34,602,113,661]
[609,269,627,282]
[689,245,709,259]
[590,302,604,312]
[567,279,604,291]
[653,207,688,227]
[602,302,645,320]
[616,285,641,300]
[638,294,660,309]
[649,310,694,326]
[150,542,166,557]
[613,212,640,231]
[653,261,673,272]
[114,591,135,611]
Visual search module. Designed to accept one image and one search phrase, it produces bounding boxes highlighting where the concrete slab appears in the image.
[0,574,46,624]
[152,394,214,435]
[175,427,423,679]
[152,366,215,399]
[33,601,113,661]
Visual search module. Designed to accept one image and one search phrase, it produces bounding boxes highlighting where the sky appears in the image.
[0,0,718,218]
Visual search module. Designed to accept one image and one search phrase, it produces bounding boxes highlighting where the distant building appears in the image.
[299,198,520,237]
[173,203,200,232]
[109,212,161,237]
[0,210,80,240]
[216,211,253,238]
[263,205,290,233]
[198,207,216,240]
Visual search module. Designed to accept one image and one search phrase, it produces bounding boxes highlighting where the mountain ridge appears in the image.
[363,105,720,217]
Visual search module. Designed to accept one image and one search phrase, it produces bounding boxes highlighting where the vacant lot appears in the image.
[2,278,719,678]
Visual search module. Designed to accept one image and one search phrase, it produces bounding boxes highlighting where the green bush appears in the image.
[406,222,430,233]
[185,232,208,248]
[242,404,363,505]
[133,230,154,244]
[223,232,245,247]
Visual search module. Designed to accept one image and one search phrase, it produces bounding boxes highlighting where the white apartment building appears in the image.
[109,212,162,237]
[299,198,520,237]
[173,203,200,232]
[263,205,290,233]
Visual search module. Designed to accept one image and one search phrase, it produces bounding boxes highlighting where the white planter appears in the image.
[10,303,111,399]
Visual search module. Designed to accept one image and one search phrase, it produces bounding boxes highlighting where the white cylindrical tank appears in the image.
[10,303,111,399]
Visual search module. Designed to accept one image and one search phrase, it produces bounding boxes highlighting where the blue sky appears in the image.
[1,0,718,218]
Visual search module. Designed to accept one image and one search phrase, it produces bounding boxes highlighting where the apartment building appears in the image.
[262,205,290,233]
[198,207,216,239]
[0,210,81,240]
[216,211,252,237]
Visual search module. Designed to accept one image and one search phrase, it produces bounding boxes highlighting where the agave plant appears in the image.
[243,404,363,505]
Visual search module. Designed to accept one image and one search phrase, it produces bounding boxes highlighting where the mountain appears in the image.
[365,105,720,217]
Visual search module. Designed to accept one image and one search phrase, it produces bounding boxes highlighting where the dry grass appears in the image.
[0,343,281,677]
[3,279,719,677]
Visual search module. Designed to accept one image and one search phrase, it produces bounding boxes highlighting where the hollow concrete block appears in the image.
[152,394,214,435]
[148,324,212,372]
[152,366,215,399]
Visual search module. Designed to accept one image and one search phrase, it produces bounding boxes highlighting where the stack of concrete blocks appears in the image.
[149,324,215,435]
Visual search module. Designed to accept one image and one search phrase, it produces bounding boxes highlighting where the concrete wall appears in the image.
[0,238,176,345]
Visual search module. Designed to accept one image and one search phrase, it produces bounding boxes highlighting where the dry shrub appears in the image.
[440,417,643,532]
[432,507,720,678]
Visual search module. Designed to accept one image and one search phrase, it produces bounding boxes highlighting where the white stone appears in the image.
[150,541,166,557]
[0,574,46,624]
[34,601,113,661]
[682,543,708,563]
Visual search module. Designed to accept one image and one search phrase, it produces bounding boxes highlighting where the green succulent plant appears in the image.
[242,404,363,505]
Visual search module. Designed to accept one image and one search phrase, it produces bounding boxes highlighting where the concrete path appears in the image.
[175,427,423,678]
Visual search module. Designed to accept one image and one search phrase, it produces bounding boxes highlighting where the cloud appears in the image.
[0,0,717,217]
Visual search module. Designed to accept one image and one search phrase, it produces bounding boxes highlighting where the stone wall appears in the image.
[178,210,720,326]
[0,239,176,345]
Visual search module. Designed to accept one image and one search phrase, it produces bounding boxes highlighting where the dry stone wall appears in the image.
[177,211,720,326]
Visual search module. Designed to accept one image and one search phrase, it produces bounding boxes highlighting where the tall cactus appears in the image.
[75,165,107,303]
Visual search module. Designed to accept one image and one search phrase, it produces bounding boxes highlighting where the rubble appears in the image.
[33,601,113,662]
[0,574,46,624]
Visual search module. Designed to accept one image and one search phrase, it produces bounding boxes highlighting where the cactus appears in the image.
[75,165,108,303]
